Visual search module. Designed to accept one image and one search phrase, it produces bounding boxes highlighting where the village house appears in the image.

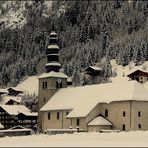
[38,25,148,133]
[0,105,37,129]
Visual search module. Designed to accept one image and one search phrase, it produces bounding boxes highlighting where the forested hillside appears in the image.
[0,0,147,87]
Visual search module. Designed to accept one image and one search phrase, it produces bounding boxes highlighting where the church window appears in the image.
[44,98,46,103]
[138,111,141,117]
[42,82,44,89]
[123,111,126,117]
[139,124,141,129]
[77,118,80,126]
[105,109,108,117]
[48,112,50,120]
[123,124,125,131]
[45,81,47,89]
[56,79,62,89]
[57,112,60,119]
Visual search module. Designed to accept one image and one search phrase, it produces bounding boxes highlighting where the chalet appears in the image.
[127,69,148,83]
[0,105,37,129]
[84,66,102,76]
[38,24,148,133]
[7,88,23,96]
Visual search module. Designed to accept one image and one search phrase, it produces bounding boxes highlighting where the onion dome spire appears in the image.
[45,19,61,73]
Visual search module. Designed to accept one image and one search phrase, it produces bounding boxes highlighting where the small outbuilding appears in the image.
[87,115,112,132]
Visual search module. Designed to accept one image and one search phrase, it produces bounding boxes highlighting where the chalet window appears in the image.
[57,112,60,120]
[105,109,108,117]
[123,124,125,131]
[48,112,50,120]
[77,118,80,126]
[138,111,141,117]
[123,111,126,117]
[139,124,141,129]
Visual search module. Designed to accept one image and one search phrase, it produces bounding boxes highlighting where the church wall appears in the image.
[131,101,148,131]
[41,110,71,132]
[38,77,67,110]
[99,101,131,131]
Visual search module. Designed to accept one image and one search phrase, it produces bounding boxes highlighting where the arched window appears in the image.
[105,109,108,117]
[56,79,62,89]
[77,118,80,126]
[48,112,50,120]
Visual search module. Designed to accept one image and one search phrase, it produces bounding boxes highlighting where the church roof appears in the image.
[38,71,68,79]
[40,81,148,118]
[45,63,61,67]
[47,45,59,49]
[87,116,112,126]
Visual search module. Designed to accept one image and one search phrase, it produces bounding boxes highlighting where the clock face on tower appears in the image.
[57,79,62,83]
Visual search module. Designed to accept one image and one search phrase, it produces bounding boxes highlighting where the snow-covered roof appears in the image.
[15,76,39,96]
[38,71,68,79]
[41,81,148,118]
[45,63,61,67]
[47,45,59,49]
[0,95,21,104]
[0,89,8,94]
[0,105,32,116]
[87,116,112,126]
[17,112,38,117]
[85,66,101,71]
[127,69,148,76]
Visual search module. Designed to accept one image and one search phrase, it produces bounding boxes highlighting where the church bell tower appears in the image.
[38,19,68,110]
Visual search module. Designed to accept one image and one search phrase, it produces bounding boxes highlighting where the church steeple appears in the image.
[45,19,61,73]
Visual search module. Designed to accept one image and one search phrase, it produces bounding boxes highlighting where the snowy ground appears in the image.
[0,131,148,147]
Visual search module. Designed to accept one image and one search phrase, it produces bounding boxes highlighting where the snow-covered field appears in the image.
[0,131,148,147]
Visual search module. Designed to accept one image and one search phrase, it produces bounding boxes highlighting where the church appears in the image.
[38,26,148,133]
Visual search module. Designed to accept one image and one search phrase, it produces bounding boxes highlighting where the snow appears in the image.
[15,76,39,96]
[0,105,34,116]
[41,80,148,118]
[47,45,59,49]
[38,71,68,79]
[87,116,112,126]
[45,63,61,67]
[0,131,148,147]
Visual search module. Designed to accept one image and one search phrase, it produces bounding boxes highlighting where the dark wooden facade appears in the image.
[16,113,37,129]
[0,107,37,129]
[84,66,101,76]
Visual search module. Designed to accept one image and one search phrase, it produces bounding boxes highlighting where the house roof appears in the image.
[16,112,38,117]
[0,89,8,94]
[0,95,21,104]
[87,116,112,126]
[38,71,68,79]
[40,81,148,118]
[127,69,148,76]
[85,66,101,71]
[0,105,34,116]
